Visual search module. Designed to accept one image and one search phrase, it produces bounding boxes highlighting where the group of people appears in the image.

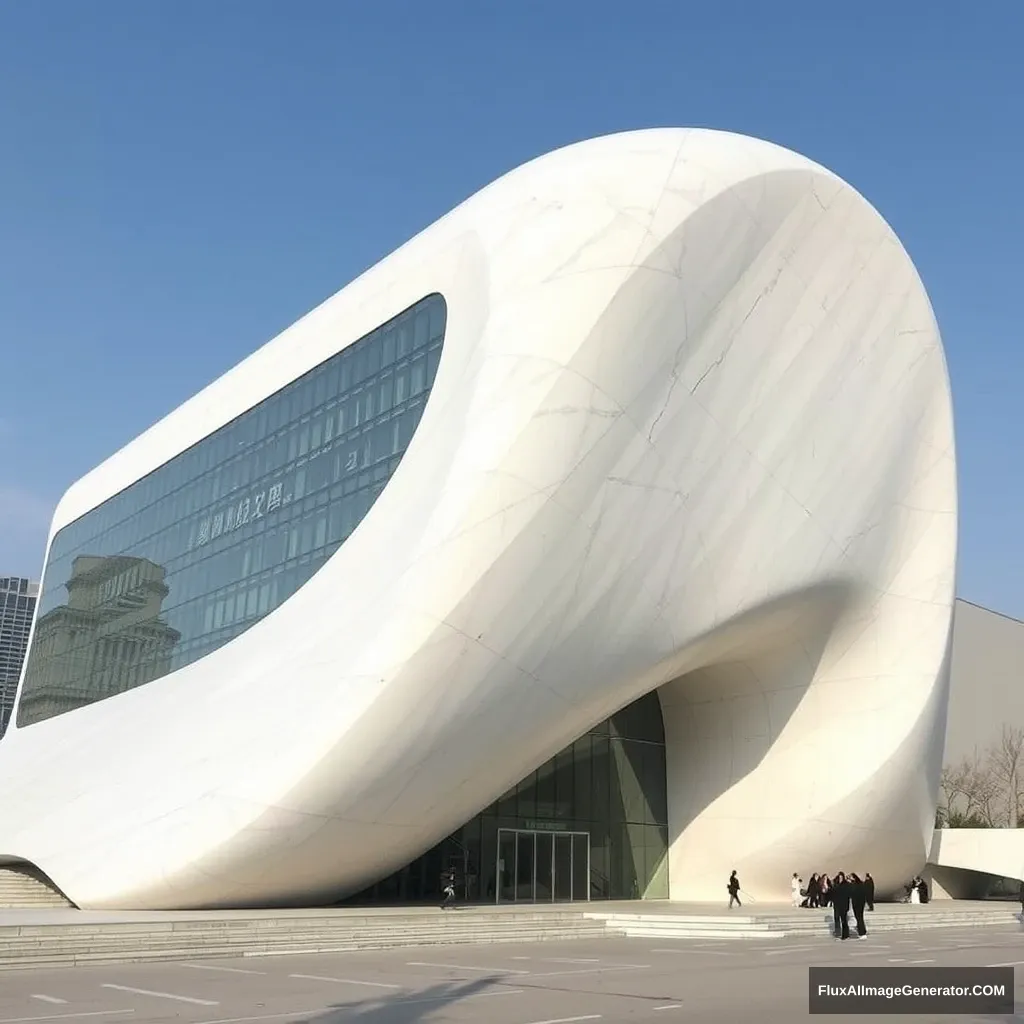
[791,871,874,939]
[902,876,930,903]
[792,872,875,912]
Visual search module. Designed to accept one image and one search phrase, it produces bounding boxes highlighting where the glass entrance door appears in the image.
[535,832,553,900]
[498,829,516,901]
[495,828,590,903]
[553,833,572,900]
[515,831,534,901]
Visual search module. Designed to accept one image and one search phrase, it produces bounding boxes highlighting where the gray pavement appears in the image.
[1,924,1022,1023]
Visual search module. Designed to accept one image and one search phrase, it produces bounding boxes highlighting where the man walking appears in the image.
[727,870,741,908]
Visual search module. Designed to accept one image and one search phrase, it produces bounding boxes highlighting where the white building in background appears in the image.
[929,601,1024,897]
[0,577,38,738]
[0,127,1000,911]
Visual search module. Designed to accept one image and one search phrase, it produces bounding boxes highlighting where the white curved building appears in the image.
[0,128,959,910]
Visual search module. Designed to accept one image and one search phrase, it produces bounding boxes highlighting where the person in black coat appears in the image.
[849,873,868,938]
[806,873,820,908]
[727,870,741,908]
[831,872,852,939]
[864,872,875,911]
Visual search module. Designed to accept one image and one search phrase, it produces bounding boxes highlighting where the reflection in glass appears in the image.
[18,555,180,724]
[18,294,447,728]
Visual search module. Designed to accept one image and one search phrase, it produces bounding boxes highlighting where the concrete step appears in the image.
[0,913,612,969]
[0,866,73,909]
[0,913,596,937]
[0,923,607,945]
[615,927,784,939]
[0,903,1019,969]
[590,909,1022,940]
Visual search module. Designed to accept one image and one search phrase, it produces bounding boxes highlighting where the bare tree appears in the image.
[940,753,1001,826]
[987,725,1024,827]
[968,761,1002,827]
[940,761,972,823]
[941,726,1024,829]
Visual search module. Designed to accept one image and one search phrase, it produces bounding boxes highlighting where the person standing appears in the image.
[849,873,868,938]
[820,874,831,907]
[440,868,456,910]
[832,872,852,940]
[727,870,741,908]
[791,873,802,907]
[807,873,820,908]
[864,872,875,911]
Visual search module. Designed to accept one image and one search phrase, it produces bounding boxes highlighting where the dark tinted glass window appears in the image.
[349,691,670,904]
[18,294,446,727]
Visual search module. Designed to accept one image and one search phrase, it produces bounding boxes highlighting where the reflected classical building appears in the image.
[18,556,179,724]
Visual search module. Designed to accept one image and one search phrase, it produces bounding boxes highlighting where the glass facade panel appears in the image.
[536,832,553,899]
[350,691,669,904]
[17,294,447,728]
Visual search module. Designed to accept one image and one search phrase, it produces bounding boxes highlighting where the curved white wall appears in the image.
[929,828,1024,897]
[0,128,956,908]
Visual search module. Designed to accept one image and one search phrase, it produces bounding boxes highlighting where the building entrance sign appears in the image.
[496,828,590,904]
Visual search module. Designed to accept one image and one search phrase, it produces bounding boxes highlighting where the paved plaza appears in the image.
[1,923,1022,1023]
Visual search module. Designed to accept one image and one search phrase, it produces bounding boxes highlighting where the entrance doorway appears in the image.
[495,828,590,903]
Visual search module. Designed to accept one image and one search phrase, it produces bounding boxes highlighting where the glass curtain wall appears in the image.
[349,690,669,904]
[19,295,446,726]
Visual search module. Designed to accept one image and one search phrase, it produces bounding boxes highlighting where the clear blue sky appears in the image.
[0,2,1021,617]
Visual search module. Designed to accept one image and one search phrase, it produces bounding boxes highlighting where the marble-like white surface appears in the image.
[0,128,958,908]
[930,828,1024,891]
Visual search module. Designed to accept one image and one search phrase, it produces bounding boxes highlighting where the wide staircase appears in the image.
[0,899,1018,971]
[0,865,73,909]
[0,908,609,970]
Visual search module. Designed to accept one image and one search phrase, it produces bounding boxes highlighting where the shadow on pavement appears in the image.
[305,976,507,1022]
